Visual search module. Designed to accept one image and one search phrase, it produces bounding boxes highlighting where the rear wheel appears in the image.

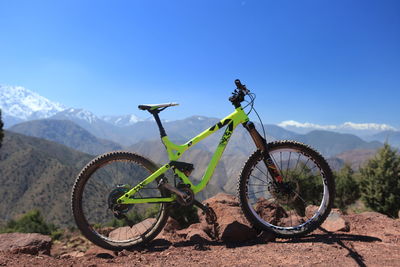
[238,141,334,238]
[71,151,170,251]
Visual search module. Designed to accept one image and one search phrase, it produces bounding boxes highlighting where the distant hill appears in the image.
[0,131,93,226]
[294,130,382,157]
[369,130,400,148]
[9,119,122,155]
[335,149,379,170]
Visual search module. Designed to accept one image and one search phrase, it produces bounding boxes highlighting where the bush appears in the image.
[360,144,400,218]
[0,210,61,239]
[286,164,324,206]
[334,165,360,211]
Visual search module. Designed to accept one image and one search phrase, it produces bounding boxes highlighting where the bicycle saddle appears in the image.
[138,102,179,111]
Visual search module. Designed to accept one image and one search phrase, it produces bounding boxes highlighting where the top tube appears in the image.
[161,107,249,161]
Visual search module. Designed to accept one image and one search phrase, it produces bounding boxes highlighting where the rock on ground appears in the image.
[322,209,350,232]
[0,233,52,255]
[200,193,258,242]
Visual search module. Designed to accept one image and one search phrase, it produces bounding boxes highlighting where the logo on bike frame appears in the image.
[219,122,234,146]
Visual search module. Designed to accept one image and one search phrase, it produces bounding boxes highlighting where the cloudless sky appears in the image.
[1,0,399,128]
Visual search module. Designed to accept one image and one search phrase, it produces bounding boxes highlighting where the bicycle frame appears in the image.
[117,106,249,204]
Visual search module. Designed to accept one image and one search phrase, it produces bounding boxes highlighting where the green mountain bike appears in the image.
[71,79,335,251]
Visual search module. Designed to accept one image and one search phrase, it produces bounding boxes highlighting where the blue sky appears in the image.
[1,0,399,127]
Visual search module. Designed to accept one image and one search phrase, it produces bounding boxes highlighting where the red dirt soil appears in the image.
[0,212,399,267]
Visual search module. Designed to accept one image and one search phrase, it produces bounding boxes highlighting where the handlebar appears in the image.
[234,79,249,93]
[235,79,244,89]
[229,79,250,108]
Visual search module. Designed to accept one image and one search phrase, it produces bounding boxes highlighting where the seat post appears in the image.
[150,110,167,138]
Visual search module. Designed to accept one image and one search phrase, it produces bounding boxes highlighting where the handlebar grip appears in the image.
[235,79,244,89]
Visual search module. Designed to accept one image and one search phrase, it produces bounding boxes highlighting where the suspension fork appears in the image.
[243,121,283,183]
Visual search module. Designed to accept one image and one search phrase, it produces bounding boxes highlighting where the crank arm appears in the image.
[160,183,189,199]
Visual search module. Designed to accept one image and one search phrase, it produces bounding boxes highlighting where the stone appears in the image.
[0,233,52,255]
[305,205,319,218]
[254,198,288,225]
[60,251,85,258]
[175,223,211,243]
[163,217,181,233]
[200,193,258,242]
[84,246,115,259]
[321,209,350,232]
[256,231,276,243]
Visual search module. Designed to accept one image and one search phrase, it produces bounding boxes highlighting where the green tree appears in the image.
[286,164,323,206]
[334,165,360,211]
[0,109,3,149]
[360,144,400,218]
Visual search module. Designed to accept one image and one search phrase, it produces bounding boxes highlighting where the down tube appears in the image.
[192,122,236,194]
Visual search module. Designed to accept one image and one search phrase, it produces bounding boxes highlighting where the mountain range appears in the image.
[0,84,395,166]
[1,85,399,147]
[0,123,380,227]
[0,84,393,227]
[278,120,397,137]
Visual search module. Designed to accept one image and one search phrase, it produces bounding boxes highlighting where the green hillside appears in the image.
[9,119,122,155]
[0,131,92,226]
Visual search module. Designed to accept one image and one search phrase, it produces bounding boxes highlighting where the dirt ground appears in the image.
[0,212,399,267]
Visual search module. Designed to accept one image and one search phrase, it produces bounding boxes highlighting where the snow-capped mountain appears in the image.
[0,84,146,128]
[278,120,397,137]
[101,114,142,127]
[51,108,101,124]
[0,85,66,126]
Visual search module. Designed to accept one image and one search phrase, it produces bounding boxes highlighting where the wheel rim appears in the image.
[79,158,165,244]
[245,147,330,234]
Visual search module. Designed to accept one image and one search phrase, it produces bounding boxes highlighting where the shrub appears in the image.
[0,209,61,239]
[334,165,360,211]
[360,144,400,218]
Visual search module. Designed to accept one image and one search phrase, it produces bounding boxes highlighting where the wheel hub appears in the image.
[108,184,133,219]
[270,181,298,203]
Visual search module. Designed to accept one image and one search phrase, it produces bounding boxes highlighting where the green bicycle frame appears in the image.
[117,107,249,204]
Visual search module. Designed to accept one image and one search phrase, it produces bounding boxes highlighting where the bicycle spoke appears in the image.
[248,183,269,187]
[294,153,301,172]
[250,174,269,185]
[247,189,268,197]
[255,165,270,181]
[287,151,292,176]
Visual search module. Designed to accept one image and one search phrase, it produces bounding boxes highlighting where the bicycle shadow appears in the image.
[276,227,382,267]
[139,227,381,267]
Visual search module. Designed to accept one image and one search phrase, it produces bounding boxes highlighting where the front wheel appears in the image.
[71,151,170,251]
[238,141,335,238]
